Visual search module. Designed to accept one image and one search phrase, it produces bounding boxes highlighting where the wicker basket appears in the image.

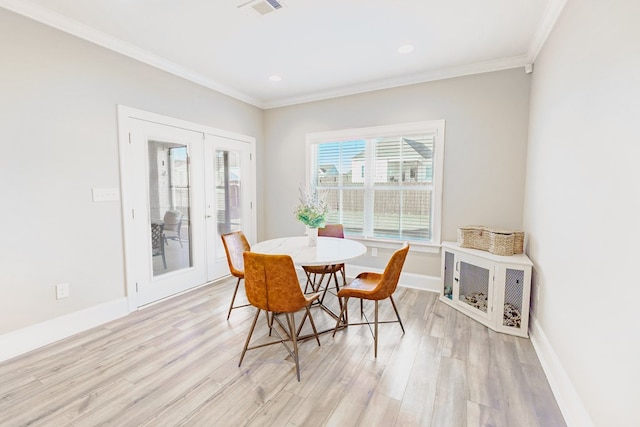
[513,231,524,254]
[457,226,524,256]
[457,226,489,251]
[488,230,515,256]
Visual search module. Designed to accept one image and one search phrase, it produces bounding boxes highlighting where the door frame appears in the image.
[117,105,257,312]
[204,134,254,281]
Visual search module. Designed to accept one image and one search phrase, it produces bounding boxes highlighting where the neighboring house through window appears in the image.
[306,120,445,246]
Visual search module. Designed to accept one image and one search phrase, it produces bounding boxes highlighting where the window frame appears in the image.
[306,120,445,251]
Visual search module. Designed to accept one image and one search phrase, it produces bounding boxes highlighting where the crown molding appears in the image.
[0,0,263,107]
[262,55,531,109]
[527,0,568,62]
[1,0,566,110]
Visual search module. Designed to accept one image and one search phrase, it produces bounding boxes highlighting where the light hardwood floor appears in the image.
[0,276,566,426]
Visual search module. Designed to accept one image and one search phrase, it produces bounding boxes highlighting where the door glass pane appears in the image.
[148,140,192,276]
[215,150,242,235]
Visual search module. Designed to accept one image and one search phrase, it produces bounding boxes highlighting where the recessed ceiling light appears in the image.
[398,44,415,54]
[269,74,282,82]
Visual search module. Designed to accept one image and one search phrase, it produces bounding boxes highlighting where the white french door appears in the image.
[118,106,256,309]
[129,119,207,306]
[205,134,254,280]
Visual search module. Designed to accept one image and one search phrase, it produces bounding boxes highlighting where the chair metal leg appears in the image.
[227,277,242,320]
[374,300,379,358]
[334,268,344,313]
[305,270,327,295]
[267,311,274,336]
[319,270,334,304]
[389,295,405,334]
[315,271,328,294]
[305,306,321,346]
[239,307,261,367]
[345,297,349,324]
[286,312,301,381]
[332,296,349,337]
[295,305,321,347]
[332,294,403,358]
[333,268,341,292]
[303,270,314,293]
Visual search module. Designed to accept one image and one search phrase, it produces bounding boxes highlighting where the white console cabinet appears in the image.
[440,241,532,337]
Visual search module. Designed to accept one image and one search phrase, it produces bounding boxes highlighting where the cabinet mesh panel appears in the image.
[443,252,454,299]
[459,261,490,313]
[503,268,524,327]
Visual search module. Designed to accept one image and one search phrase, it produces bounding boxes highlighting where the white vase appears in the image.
[307,227,318,246]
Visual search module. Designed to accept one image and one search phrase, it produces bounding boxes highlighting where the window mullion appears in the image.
[363,138,375,237]
[399,139,405,239]
[338,144,344,225]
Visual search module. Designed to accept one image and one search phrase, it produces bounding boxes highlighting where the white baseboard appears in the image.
[0,298,129,363]
[529,314,594,427]
[346,264,441,293]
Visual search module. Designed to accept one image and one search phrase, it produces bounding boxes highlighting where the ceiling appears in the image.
[1,0,566,109]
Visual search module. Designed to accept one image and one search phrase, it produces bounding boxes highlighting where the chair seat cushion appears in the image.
[337,272,384,300]
[302,263,344,274]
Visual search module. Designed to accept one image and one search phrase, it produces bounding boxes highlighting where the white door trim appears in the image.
[117,105,256,312]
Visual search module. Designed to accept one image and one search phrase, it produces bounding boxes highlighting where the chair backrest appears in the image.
[221,231,251,278]
[372,242,410,299]
[151,223,164,253]
[243,252,309,313]
[318,224,344,238]
[163,210,183,232]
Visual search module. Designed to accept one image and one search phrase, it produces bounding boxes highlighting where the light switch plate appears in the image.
[92,188,120,202]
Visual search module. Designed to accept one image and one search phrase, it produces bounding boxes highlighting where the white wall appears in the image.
[0,9,263,335]
[524,1,640,426]
[7,4,637,424]
[264,69,531,275]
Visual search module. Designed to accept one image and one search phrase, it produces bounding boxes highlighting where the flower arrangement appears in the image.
[294,185,328,228]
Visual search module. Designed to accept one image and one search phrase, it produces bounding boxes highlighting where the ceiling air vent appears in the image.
[238,0,285,16]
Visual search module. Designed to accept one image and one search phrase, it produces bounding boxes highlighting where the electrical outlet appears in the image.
[56,283,70,299]
[371,247,377,257]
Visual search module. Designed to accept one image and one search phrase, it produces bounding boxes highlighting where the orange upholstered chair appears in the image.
[220,231,252,319]
[302,224,346,303]
[332,242,409,357]
[239,252,321,381]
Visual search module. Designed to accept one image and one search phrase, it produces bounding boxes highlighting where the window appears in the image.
[307,120,445,245]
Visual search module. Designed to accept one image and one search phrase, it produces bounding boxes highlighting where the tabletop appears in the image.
[251,236,366,267]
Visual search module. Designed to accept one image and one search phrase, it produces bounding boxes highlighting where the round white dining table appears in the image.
[251,236,366,267]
